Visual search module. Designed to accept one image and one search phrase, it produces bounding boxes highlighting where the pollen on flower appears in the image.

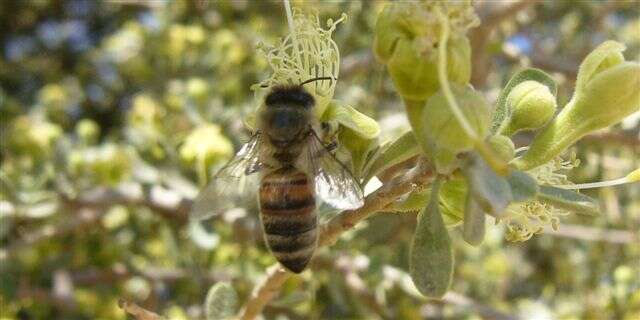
[252,9,345,117]
[502,200,570,242]
[527,152,580,186]
[501,152,579,242]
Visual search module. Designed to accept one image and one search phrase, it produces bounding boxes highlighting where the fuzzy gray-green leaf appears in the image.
[464,154,513,217]
[507,170,539,202]
[462,195,485,246]
[537,186,599,215]
[363,131,420,182]
[205,282,238,320]
[409,180,454,298]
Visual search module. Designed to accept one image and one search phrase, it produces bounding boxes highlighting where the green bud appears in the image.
[498,81,557,136]
[373,3,474,101]
[488,135,515,162]
[76,119,100,144]
[387,37,471,101]
[514,42,640,170]
[421,84,490,170]
[575,41,626,92]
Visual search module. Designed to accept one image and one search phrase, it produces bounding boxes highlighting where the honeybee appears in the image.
[191,77,364,273]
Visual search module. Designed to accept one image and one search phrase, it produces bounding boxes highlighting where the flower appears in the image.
[253,9,345,118]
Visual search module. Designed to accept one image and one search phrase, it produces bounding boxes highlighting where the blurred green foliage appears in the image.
[0,1,638,319]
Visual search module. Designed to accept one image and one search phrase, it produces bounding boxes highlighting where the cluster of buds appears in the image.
[513,41,640,170]
[374,1,478,101]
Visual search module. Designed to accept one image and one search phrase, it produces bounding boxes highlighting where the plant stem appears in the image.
[435,8,478,140]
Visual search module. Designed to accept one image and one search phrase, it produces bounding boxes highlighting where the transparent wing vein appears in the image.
[304,131,364,210]
[191,132,263,220]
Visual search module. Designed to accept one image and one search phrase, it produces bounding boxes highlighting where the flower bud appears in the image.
[514,42,640,170]
[498,80,557,136]
[488,135,515,162]
[387,37,471,101]
[373,3,476,101]
[575,41,626,92]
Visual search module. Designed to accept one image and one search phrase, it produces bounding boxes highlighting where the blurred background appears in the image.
[1,1,638,319]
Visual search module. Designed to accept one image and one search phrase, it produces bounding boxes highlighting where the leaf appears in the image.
[363,131,420,182]
[387,188,430,213]
[491,68,557,133]
[409,180,454,298]
[439,179,467,225]
[462,195,485,246]
[339,127,378,179]
[205,282,238,320]
[537,186,600,215]
[507,170,539,202]
[322,101,380,139]
[464,154,513,217]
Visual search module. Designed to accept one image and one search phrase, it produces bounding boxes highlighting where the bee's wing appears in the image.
[303,131,365,211]
[191,132,264,221]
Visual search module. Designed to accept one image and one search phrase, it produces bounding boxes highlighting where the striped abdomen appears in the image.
[259,167,317,273]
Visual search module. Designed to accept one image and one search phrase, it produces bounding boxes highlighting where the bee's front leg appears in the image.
[320,121,339,153]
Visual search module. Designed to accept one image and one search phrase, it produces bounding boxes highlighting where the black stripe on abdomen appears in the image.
[262,216,317,236]
[260,197,315,211]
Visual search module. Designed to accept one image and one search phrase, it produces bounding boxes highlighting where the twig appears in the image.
[470,0,535,87]
[544,224,638,244]
[1,208,103,260]
[239,265,290,320]
[237,164,436,319]
[119,299,164,320]
[1,184,193,260]
[441,292,519,320]
[60,184,191,223]
[333,255,390,319]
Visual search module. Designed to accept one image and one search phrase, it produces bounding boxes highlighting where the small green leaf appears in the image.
[439,178,467,225]
[491,68,557,133]
[410,180,454,298]
[462,194,485,246]
[537,186,599,215]
[339,127,378,179]
[387,188,430,213]
[507,171,539,202]
[464,154,513,217]
[363,131,420,182]
[205,282,238,320]
[322,101,380,139]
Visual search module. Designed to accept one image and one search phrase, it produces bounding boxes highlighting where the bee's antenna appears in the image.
[299,76,336,86]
